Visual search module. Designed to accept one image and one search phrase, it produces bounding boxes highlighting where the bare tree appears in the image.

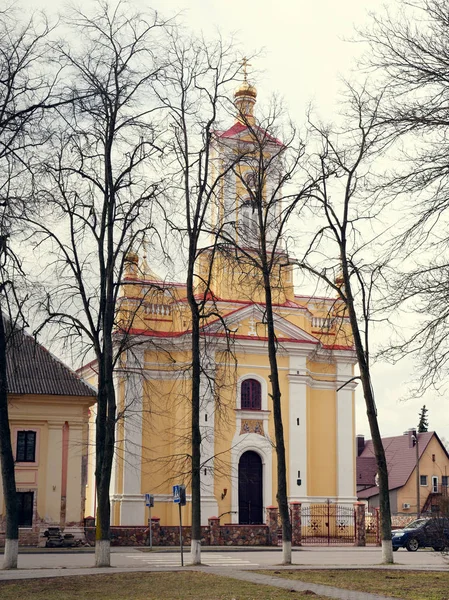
[217,88,317,564]
[0,6,60,570]
[154,30,244,564]
[299,87,396,563]
[23,3,166,567]
[361,0,449,394]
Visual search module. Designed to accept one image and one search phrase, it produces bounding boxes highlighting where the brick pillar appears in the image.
[266,505,279,546]
[354,502,366,547]
[208,517,220,546]
[290,501,302,546]
[151,517,160,546]
[375,507,381,546]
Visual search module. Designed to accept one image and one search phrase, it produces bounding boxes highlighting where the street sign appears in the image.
[173,484,186,506]
[145,493,154,507]
[172,484,186,566]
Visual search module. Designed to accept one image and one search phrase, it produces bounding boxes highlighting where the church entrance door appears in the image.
[238,451,263,524]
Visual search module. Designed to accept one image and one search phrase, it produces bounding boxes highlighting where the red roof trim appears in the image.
[215,122,284,147]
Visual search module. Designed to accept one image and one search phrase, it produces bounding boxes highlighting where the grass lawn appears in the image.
[259,568,449,600]
[0,571,330,600]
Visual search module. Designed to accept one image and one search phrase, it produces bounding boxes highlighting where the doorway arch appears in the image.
[238,450,263,524]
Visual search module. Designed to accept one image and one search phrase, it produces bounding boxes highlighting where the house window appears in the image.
[432,476,438,493]
[241,379,262,410]
[420,475,428,486]
[17,492,33,527]
[16,431,36,463]
[442,475,449,489]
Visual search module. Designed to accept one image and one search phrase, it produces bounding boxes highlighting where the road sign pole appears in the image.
[149,506,152,550]
[179,502,183,567]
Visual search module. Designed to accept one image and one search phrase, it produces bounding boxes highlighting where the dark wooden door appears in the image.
[238,451,263,524]
[17,491,33,527]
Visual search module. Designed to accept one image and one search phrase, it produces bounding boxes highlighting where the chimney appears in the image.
[407,428,417,449]
[356,434,365,456]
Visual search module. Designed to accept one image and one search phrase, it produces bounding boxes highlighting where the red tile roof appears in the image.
[357,431,436,499]
[5,320,96,398]
[215,122,284,146]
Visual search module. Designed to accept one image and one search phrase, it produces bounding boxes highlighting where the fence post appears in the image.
[354,502,366,547]
[208,517,220,546]
[266,506,279,546]
[375,507,381,546]
[290,501,302,546]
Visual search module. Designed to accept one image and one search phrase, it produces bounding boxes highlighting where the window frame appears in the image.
[431,475,439,493]
[241,378,262,411]
[420,474,428,486]
[15,430,37,463]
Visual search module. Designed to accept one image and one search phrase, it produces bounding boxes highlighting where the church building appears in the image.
[82,77,358,528]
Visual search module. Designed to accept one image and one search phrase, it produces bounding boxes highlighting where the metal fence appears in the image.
[301,501,356,545]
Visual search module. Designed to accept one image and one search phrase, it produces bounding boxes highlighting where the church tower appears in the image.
[202,63,295,304]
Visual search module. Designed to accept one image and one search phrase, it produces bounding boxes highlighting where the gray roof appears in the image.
[5,320,96,398]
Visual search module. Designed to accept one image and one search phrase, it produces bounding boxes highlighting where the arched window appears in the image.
[241,379,262,410]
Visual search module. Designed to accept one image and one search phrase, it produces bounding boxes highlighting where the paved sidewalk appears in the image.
[204,568,405,600]
[1,546,447,600]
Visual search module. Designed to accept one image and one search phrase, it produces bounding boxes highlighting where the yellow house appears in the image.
[0,323,96,545]
[357,430,449,514]
[82,81,358,528]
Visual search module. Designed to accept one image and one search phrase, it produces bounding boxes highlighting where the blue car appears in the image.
[392,517,449,551]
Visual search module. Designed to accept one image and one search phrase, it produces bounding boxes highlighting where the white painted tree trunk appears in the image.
[282,540,292,565]
[2,539,18,569]
[95,540,111,567]
[190,539,201,565]
[381,539,394,564]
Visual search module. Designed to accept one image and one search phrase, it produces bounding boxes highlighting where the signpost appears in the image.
[145,493,154,549]
[173,485,186,566]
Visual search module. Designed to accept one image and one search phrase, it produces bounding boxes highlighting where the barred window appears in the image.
[241,379,261,410]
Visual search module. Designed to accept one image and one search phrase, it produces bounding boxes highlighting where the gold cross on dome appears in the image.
[241,57,251,82]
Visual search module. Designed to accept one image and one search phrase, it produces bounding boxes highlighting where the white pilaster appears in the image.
[110,372,120,524]
[288,354,308,500]
[199,352,218,524]
[336,361,357,502]
[120,348,144,525]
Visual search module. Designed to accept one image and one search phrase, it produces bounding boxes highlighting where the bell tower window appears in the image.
[240,199,258,242]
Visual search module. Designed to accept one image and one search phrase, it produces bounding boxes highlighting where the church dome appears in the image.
[234,80,257,99]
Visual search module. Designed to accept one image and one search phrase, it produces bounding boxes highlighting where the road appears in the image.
[1,546,448,575]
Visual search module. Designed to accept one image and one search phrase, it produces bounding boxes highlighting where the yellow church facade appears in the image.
[83,80,358,528]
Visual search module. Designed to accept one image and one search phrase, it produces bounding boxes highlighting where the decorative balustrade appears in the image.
[144,303,171,317]
[311,316,333,329]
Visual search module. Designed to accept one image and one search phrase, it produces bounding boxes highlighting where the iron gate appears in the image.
[366,509,380,545]
[301,501,356,545]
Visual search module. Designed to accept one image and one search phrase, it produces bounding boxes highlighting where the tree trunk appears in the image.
[94,353,116,567]
[0,309,19,569]
[188,279,202,565]
[342,260,393,564]
[263,270,292,564]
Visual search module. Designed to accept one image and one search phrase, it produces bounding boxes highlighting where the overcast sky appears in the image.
[24,0,449,442]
